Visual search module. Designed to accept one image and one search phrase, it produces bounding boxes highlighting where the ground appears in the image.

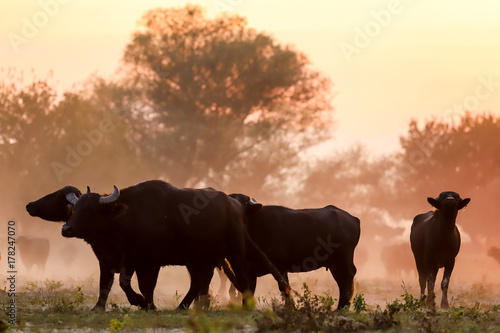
[1,266,500,332]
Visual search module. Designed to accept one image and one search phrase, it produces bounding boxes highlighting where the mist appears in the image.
[2,3,500,309]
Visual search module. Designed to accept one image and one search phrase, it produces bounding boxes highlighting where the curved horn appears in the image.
[86,186,91,194]
[99,185,120,204]
[65,192,79,205]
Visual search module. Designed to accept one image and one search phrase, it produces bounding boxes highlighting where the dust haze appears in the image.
[1,4,500,309]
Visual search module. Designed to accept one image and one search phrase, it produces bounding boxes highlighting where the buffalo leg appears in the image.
[225,256,250,307]
[178,264,215,310]
[426,267,439,309]
[416,261,427,300]
[93,262,115,310]
[136,266,161,310]
[329,258,356,310]
[119,265,146,308]
[197,266,215,309]
[441,259,455,309]
[278,273,289,293]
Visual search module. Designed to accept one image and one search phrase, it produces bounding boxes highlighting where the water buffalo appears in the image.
[381,243,415,278]
[26,186,146,310]
[17,235,50,274]
[229,193,360,309]
[410,191,470,309]
[488,246,500,266]
[61,181,289,310]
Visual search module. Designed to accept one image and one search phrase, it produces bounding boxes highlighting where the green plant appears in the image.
[109,317,124,332]
[353,293,367,313]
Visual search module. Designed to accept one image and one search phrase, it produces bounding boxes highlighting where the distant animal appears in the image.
[229,193,360,309]
[487,246,500,266]
[17,235,50,274]
[26,185,146,310]
[60,181,289,310]
[410,191,470,309]
[381,243,415,278]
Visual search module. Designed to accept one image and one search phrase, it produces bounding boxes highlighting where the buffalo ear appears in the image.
[247,202,263,215]
[458,198,471,210]
[102,203,128,220]
[427,197,440,209]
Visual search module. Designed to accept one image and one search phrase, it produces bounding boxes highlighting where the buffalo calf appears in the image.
[410,191,470,309]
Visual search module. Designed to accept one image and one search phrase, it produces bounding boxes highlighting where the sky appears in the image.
[1,0,500,154]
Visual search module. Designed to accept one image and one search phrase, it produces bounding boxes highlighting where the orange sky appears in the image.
[1,0,500,154]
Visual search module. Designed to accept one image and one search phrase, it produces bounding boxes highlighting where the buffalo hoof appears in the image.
[425,296,436,310]
[128,294,147,308]
[194,295,211,310]
[92,304,106,311]
[142,303,157,311]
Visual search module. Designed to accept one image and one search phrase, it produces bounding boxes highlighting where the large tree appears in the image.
[121,5,333,189]
[392,112,500,243]
[0,73,140,234]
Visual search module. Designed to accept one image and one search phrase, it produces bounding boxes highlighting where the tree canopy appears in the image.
[120,4,333,188]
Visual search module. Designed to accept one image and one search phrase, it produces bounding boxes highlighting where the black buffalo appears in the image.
[410,191,470,309]
[26,186,146,310]
[488,246,500,266]
[380,243,415,278]
[229,193,360,309]
[61,181,288,310]
[17,235,50,274]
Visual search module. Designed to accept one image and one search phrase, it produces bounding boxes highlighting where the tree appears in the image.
[0,71,59,194]
[392,112,500,243]
[0,72,140,234]
[120,4,333,188]
[299,145,401,242]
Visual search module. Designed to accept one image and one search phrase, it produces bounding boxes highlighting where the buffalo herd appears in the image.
[26,181,473,310]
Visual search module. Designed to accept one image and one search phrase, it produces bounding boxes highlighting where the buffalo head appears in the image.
[228,193,263,216]
[61,185,126,239]
[26,186,82,222]
[427,191,470,211]
[427,191,470,216]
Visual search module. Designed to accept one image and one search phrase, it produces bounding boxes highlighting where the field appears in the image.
[2,267,500,333]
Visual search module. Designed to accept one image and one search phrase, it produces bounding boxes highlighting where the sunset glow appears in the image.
[1,0,499,153]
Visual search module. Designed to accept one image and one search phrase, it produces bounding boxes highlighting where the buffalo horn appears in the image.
[65,192,79,205]
[99,185,120,204]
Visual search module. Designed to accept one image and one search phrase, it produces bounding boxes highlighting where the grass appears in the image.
[1,279,500,332]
